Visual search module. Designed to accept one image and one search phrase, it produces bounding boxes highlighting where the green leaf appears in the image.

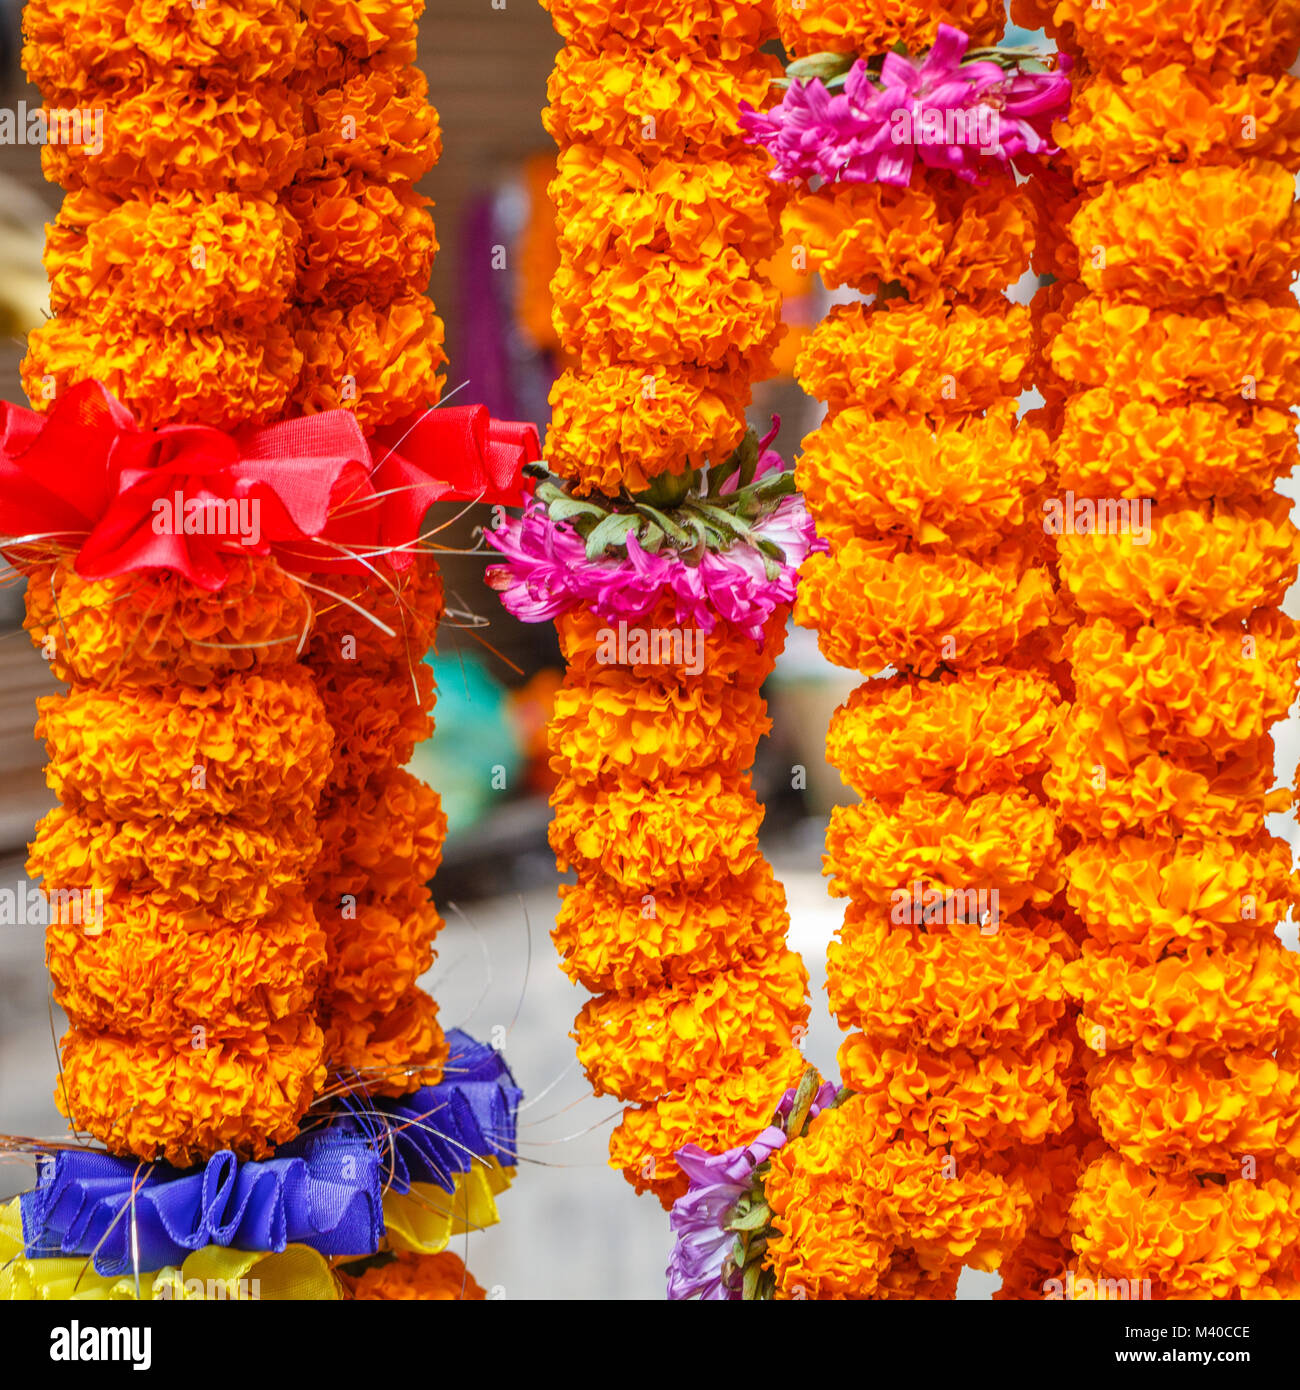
[727,1202,771,1233]
[584,512,640,559]
[634,503,693,548]
[548,497,608,525]
[785,52,855,83]
[742,1261,762,1302]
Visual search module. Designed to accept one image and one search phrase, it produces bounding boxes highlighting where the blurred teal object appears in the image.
[406,649,523,841]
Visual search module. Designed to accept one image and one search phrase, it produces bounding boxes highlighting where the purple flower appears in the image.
[666,1082,838,1301]
[740,25,1071,187]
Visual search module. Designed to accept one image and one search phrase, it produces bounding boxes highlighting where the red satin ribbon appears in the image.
[0,381,540,590]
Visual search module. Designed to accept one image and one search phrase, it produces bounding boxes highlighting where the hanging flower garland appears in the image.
[737,3,1076,1299]
[1040,0,1300,1300]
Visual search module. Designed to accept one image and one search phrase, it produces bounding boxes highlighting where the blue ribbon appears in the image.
[21,1030,521,1276]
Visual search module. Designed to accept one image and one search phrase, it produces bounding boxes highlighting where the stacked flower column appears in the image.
[539,0,809,1206]
[765,4,1077,1297]
[1044,0,1300,1299]
[16,1,328,1164]
[288,0,451,1094]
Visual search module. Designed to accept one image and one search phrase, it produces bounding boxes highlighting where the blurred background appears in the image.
[0,3,1297,1300]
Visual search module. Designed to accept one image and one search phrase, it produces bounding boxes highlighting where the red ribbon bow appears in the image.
[0,381,540,591]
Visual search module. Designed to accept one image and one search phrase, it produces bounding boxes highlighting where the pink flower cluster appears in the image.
[741,24,1071,187]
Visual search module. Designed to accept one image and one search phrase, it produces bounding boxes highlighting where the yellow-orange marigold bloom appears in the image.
[1049,296,1300,405]
[314,661,434,786]
[30,805,320,924]
[552,860,791,993]
[322,984,446,1095]
[301,0,421,54]
[45,188,298,330]
[41,73,304,197]
[305,555,444,673]
[301,64,440,182]
[289,173,436,306]
[37,671,333,824]
[24,312,300,431]
[23,0,305,88]
[1062,66,1300,186]
[22,558,312,688]
[796,298,1033,414]
[826,667,1059,798]
[784,173,1031,302]
[796,399,1048,552]
[46,893,325,1040]
[1064,832,1296,961]
[1067,613,1300,762]
[543,45,780,160]
[543,0,774,60]
[322,884,443,1012]
[1057,391,1298,502]
[795,537,1053,677]
[774,0,1001,59]
[545,364,749,496]
[574,947,808,1102]
[346,1251,485,1301]
[1057,496,1300,624]
[1072,161,1300,305]
[549,771,764,892]
[824,788,1063,917]
[290,293,446,430]
[1050,0,1300,78]
[57,1013,325,1166]
[609,1047,807,1207]
[548,663,768,784]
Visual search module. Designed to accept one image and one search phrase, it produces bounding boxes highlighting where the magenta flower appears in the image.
[666,1081,839,1300]
[741,24,1071,187]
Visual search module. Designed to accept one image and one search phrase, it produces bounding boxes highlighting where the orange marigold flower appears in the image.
[548,663,768,785]
[45,188,298,330]
[796,399,1048,552]
[305,555,444,673]
[23,0,305,88]
[1064,832,1296,961]
[301,0,421,54]
[1057,391,1298,502]
[545,364,749,497]
[542,0,774,60]
[1088,1047,1300,1173]
[24,312,300,431]
[543,45,780,160]
[1047,710,1285,841]
[314,660,435,787]
[301,63,440,182]
[289,173,436,307]
[552,859,791,993]
[1050,0,1300,78]
[574,946,808,1102]
[1071,161,1300,305]
[549,771,764,892]
[346,1251,485,1301]
[22,558,312,688]
[827,901,1070,1053]
[1061,66,1300,186]
[826,667,1059,798]
[1057,496,1300,624]
[552,248,782,376]
[30,804,320,924]
[795,537,1053,677]
[783,173,1031,302]
[290,293,446,430]
[1066,938,1300,1061]
[824,788,1063,916]
[321,883,443,1011]
[1071,1154,1300,1300]
[796,298,1033,414]
[37,671,333,824]
[311,769,446,903]
[1067,612,1300,762]
[46,892,325,1040]
[1049,295,1300,405]
[552,144,781,275]
[57,1013,325,1166]
[609,1047,807,1207]
[321,984,446,1095]
[774,0,1001,60]
[41,73,304,197]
